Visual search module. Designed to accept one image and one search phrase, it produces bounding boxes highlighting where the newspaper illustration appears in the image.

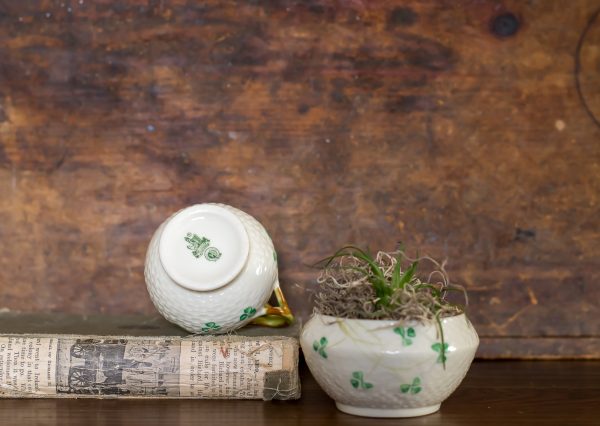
[0,335,298,400]
[56,338,180,396]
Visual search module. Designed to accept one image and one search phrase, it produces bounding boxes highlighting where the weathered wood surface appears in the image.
[0,1,599,357]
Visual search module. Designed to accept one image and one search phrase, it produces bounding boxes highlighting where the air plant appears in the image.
[313,245,468,368]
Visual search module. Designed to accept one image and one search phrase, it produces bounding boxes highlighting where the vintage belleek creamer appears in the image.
[145,203,293,334]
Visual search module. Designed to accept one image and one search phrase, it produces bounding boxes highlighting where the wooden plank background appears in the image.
[0,0,598,357]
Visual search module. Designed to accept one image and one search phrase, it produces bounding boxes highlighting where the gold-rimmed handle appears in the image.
[251,280,294,327]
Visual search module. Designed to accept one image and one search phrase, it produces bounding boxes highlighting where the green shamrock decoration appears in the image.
[400,377,422,394]
[201,322,221,333]
[239,307,257,321]
[393,326,416,346]
[312,337,328,359]
[350,371,373,390]
[431,342,449,364]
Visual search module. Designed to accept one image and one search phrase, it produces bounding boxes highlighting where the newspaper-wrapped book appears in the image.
[0,315,300,400]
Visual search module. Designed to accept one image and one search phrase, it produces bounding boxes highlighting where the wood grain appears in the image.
[0,360,599,425]
[0,1,599,357]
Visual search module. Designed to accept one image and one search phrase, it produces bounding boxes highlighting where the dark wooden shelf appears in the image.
[1,359,598,425]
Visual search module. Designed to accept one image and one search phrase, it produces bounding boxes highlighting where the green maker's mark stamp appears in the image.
[184,233,222,261]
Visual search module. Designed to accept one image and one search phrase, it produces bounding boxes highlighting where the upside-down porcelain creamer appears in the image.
[144,203,293,334]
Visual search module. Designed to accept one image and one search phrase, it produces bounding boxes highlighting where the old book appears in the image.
[0,313,300,400]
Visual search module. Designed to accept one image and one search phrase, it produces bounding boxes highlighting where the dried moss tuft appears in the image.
[313,248,466,323]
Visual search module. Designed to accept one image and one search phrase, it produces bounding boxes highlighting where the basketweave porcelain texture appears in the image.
[145,203,279,334]
[300,314,479,418]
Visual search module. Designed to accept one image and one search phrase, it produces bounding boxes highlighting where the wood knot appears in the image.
[388,7,418,28]
[491,12,520,38]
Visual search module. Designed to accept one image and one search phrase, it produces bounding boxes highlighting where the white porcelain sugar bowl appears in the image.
[144,203,293,334]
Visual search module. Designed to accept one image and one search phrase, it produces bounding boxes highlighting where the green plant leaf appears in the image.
[396,260,418,290]
[314,245,368,269]
[413,283,442,298]
[320,336,328,346]
[412,386,422,394]
[345,248,387,286]
[400,384,410,393]
[393,327,405,337]
[431,342,442,351]
[318,348,328,359]
[313,341,319,352]
[407,327,416,338]
[364,382,373,390]
[352,371,362,380]
[412,377,421,386]
[352,250,392,305]
[351,379,359,389]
